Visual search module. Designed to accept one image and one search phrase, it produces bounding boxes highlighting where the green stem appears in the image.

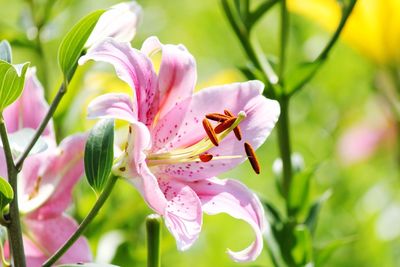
[15,81,67,171]
[42,175,119,267]
[317,0,357,61]
[0,116,26,267]
[146,214,162,267]
[289,0,358,97]
[276,96,292,205]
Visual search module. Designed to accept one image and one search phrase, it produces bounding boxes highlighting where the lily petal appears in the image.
[20,134,86,219]
[85,1,142,48]
[88,93,137,122]
[79,38,158,124]
[122,123,168,214]
[3,67,55,141]
[160,178,202,250]
[24,215,92,266]
[160,81,280,180]
[142,36,197,122]
[189,177,266,262]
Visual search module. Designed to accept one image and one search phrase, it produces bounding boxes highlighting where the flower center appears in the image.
[146,110,246,166]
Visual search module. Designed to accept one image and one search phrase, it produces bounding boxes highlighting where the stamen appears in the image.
[199,153,213,162]
[202,119,219,146]
[244,142,260,174]
[224,109,242,140]
[214,117,236,134]
[206,113,230,122]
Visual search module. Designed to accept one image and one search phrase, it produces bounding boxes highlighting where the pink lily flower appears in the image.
[79,36,280,262]
[0,68,91,267]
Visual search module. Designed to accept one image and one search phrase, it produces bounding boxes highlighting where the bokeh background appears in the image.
[1,0,399,266]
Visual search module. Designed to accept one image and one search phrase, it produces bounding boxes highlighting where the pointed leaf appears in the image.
[84,119,114,192]
[0,60,29,111]
[0,40,12,63]
[263,222,286,267]
[315,236,356,266]
[288,166,317,216]
[0,177,13,211]
[305,190,332,234]
[292,225,313,266]
[58,10,105,80]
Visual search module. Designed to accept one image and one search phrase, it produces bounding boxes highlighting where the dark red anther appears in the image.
[205,113,230,122]
[214,117,236,134]
[202,119,219,146]
[244,142,260,174]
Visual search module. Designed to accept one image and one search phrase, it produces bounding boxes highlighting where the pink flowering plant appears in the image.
[0,0,363,267]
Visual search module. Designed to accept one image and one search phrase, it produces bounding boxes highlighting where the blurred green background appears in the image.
[1,0,399,266]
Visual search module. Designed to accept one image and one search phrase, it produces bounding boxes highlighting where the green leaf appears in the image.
[57,264,119,267]
[305,190,332,234]
[315,236,356,266]
[292,225,313,266]
[0,178,14,212]
[0,40,12,63]
[264,222,287,267]
[0,60,29,111]
[58,9,105,81]
[288,166,317,217]
[84,119,114,193]
[263,200,282,225]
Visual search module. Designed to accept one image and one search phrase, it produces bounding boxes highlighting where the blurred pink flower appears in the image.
[0,68,91,267]
[337,104,396,164]
[80,36,280,262]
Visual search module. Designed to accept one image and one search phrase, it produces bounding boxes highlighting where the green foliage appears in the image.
[288,167,317,216]
[292,225,313,266]
[58,9,105,81]
[84,119,114,193]
[305,190,332,235]
[0,40,12,63]
[0,177,13,212]
[0,60,29,111]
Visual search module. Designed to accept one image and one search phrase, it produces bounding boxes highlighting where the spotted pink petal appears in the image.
[124,122,167,214]
[20,134,86,219]
[79,38,158,123]
[3,67,55,141]
[88,93,138,122]
[159,178,202,250]
[24,215,92,266]
[189,177,266,262]
[158,81,280,180]
[141,36,197,122]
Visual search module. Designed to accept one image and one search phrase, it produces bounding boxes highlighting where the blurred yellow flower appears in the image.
[288,0,400,65]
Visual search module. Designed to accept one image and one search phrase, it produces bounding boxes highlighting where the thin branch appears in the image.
[15,82,66,170]
[289,0,358,96]
[0,116,26,267]
[42,175,119,267]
